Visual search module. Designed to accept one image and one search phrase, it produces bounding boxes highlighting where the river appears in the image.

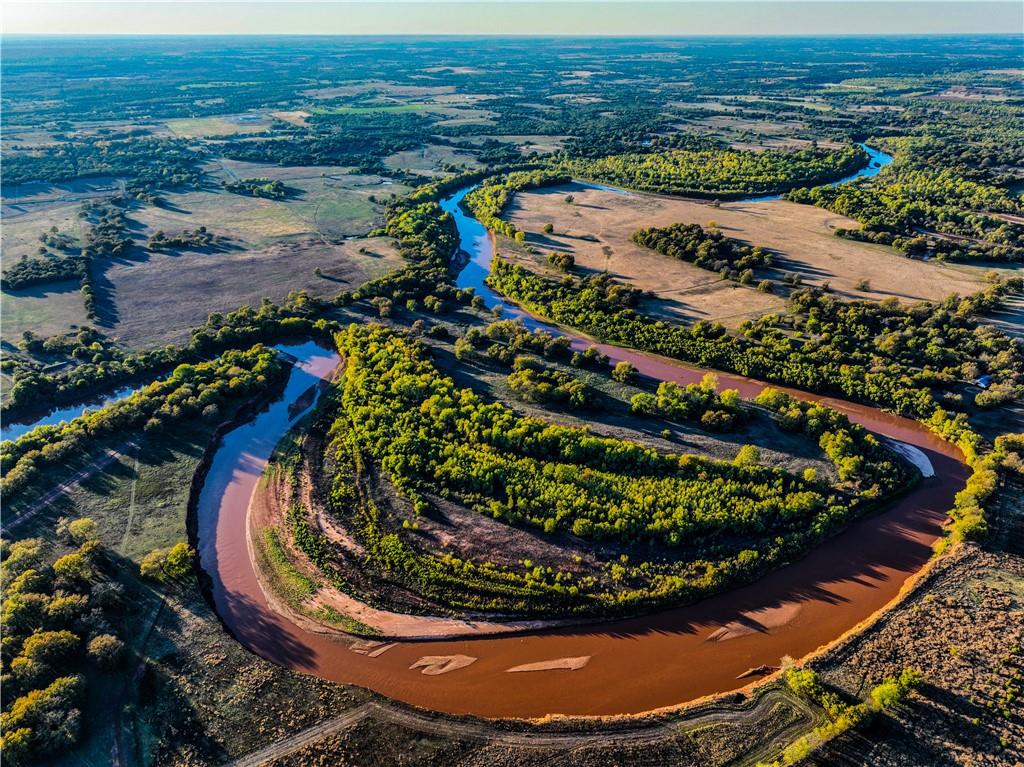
[193,145,968,719]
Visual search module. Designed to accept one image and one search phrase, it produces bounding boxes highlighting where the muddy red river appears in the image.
[194,179,967,719]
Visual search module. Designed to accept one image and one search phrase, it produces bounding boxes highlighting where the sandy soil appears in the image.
[502,183,988,323]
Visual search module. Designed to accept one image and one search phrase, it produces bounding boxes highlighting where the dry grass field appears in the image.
[165,114,273,137]
[502,183,988,327]
[384,144,483,175]
[102,236,401,347]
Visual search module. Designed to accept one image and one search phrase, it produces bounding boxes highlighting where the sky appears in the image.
[4,1,1022,36]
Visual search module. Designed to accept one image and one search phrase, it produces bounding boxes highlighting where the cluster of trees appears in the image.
[631,374,744,432]
[754,387,911,492]
[764,664,923,767]
[3,136,203,190]
[147,226,224,252]
[486,258,1024,417]
[563,145,866,198]
[1,253,86,292]
[1,521,127,765]
[546,251,575,271]
[78,202,132,318]
[462,319,573,362]
[4,292,333,417]
[788,137,1024,262]
[463,170,571,239]
[507,356,591,409]
[1,345,285,500]
[318,324,913,617]
[223,177,288,199]
[333,324,847,550]
[632,222,772,282]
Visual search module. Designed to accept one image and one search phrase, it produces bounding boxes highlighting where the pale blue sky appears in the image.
[4,1,1022,36]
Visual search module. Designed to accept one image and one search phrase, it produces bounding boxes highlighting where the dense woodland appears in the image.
[563,145,865,198]
[311,324,911,615]
[788,136,1024,262]
[1,523,129,764]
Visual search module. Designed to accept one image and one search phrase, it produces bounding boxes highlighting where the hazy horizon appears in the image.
[5,1,1023,37]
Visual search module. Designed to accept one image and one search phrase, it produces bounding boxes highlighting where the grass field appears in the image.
[165,114,273,137]
[103,236,401,347]
[383,143,483,175]
[1,280,90,339]
[133,173,407,244]
[502,183,989,326]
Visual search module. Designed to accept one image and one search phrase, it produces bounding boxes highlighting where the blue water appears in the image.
[0,343,306,444]
[1,384,144,443]
[738,143,893,202]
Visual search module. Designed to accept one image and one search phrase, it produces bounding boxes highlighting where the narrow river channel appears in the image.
[193,146,970,719]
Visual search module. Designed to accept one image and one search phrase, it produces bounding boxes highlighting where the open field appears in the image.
[458,133,571,155]
[132,173,408,243]
[166,114,273,137]
[384,143,483,175]
[1,280,90,339]
[1,179,124,222]
[502,183,989,324]
[1,198,89,255]
[102,236,401,347]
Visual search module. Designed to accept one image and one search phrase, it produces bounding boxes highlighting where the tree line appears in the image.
[486,258,1023,418]
[1,345,285,500]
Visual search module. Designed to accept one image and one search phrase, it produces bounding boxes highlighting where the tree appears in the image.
[542,223,554,234]
[140,542,195,582]
[20,630,79,666]
[733,444,761,467]
[66,518,98,545]
[52,552,91,583]
[87,634,125,670]
[612,361,637,383]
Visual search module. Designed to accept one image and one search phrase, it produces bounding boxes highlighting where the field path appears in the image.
[118,445,142,552]
[2,440,137,534]
[225,689,817,766]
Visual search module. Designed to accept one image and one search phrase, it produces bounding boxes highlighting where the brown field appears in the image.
[102,236,401,347]
[502,183,988,326]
